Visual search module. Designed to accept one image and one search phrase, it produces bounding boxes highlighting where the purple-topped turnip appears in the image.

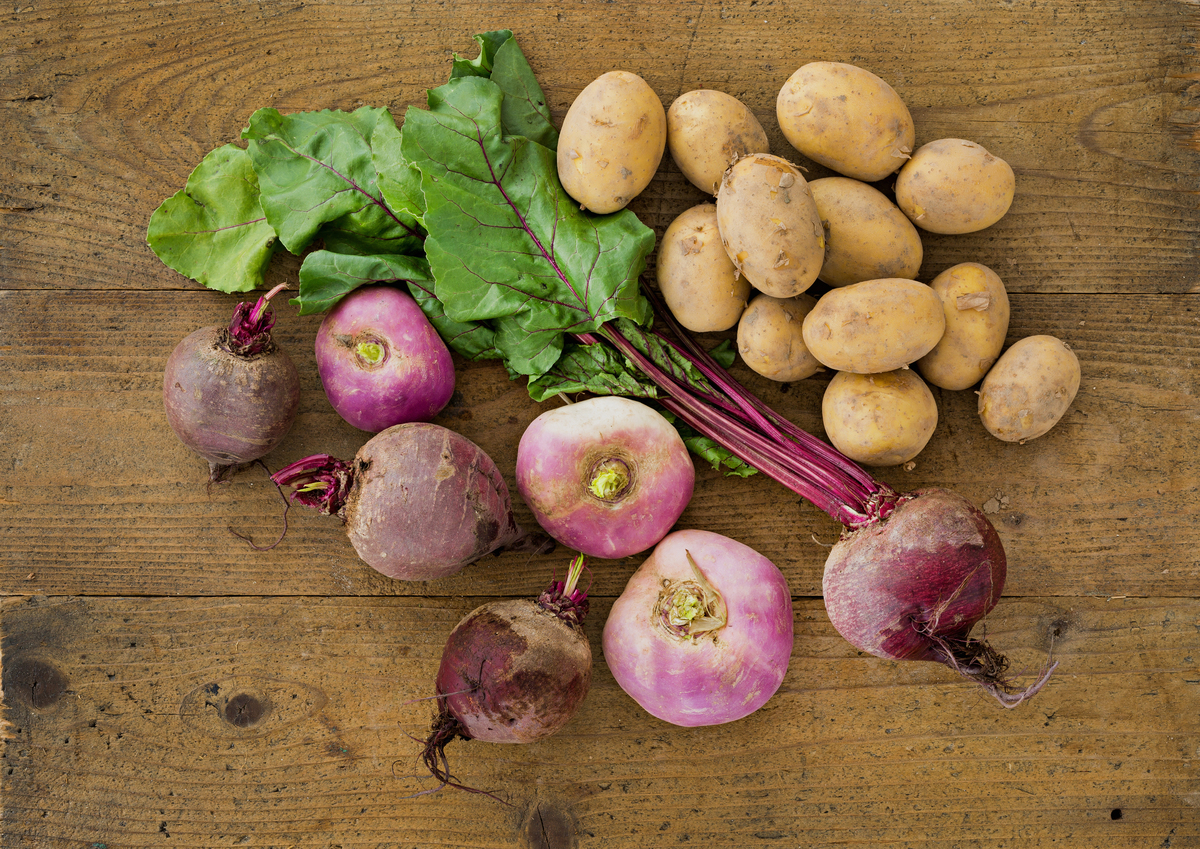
[422,553,593,796]
[315,285,455,432]
[602,529,793,727]
[515,396,695,559]
[271,422,550,581]
[163,283,300,482]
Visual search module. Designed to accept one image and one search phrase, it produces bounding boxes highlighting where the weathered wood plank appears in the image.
[2,594,1196,848]
[2,288,1197,598]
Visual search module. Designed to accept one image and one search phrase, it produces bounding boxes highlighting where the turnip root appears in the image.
[516,396,695,559]
[422,554,592,795]
[315,285,455,433]
[163,284,299,481]
[271,423,550,581]
[602,529,793,727]
[823,487,1056,706]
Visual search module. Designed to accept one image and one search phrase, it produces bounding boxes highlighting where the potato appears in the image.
[801,278,945,374]
[736,292,821,382]
[667,89,771,195]
[894,138,1015,234]
[776,61,915,182]
[715,153,825,299]
[977,335,1080,442]
[822,369,939,467]
[657,203,750,332]
[916,262,1011,391]
[557,70,666,214]
[810,176,923,288]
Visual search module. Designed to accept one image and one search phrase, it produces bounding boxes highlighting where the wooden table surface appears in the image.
[3,1,1199,847]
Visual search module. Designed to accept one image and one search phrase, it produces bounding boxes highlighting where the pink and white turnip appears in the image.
[315,284,455,432]
[271,422,550,581]
[163,284,300,481]
[515,396,695,559]
[602,529,793,727]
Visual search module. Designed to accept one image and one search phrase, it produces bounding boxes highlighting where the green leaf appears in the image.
[401,75,654,377]
[709,338,738,369]
[243,106,421,255]
[526,339,660,402]
[449,30,558,150]
[294,251,432,315]
[145,144,277,293]
[450,30,513,79]
[406,280,502,361]
[371,114,427,224]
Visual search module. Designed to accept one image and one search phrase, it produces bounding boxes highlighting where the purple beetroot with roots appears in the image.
[162,283,300,482]
[271,422,551,581]
[422,553,593,797]
[315,285,455,433]
[820,487,1048,706]
[515,396,695,560]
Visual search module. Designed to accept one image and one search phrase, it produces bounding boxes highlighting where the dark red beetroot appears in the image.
[163,284,300,481]
[422,555,592,796]
[823,488,1055,707]
[271,423,551,581]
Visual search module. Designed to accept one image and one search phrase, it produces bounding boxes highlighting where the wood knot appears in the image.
[3,656,69,710]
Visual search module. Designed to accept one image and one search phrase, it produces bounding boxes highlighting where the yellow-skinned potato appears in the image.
[776,62,915,182]
[667,89,771,195]
[977,335,1080,442]
[822,369,938,467]
[736,292,821,382]
[916,262,1011,390]
[557,71,666,214]
[715,153,824,299]
[810,176,923,287]
[657,203,750,332]
[801,278,945,374]
[894,138,1015,234]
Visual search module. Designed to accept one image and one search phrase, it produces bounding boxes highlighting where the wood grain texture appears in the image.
[3,0,1200,846]
[2,594,1197,849]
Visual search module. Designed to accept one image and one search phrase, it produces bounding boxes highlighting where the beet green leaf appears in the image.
[145,144,277,294]
[243,106,422,257]
[399,74,654,377]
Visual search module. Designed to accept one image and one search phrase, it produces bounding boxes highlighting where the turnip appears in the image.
[422,553,592,795]
[315,284,456,433]
[271,422,550,581]
[162,283,300,482]
[602,529,793,727]
[515,396,695,559]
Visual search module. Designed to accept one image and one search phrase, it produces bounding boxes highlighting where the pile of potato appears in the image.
[555,64,1080,467]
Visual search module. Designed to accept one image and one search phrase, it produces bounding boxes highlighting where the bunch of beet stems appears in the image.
[577,288,1054,706]
[583,290,887,529]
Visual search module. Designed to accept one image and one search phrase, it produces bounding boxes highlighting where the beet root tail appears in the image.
[930,633,1058,708]
[418,709,511,805]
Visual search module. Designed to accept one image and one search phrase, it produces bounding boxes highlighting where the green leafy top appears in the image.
[145,30,751,478]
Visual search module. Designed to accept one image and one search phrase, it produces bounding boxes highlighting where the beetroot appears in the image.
[162,284,299,481]
[271,422,550,581]
[315,285,455,433]
[422,554,592,795]
[823,488,1055,706]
